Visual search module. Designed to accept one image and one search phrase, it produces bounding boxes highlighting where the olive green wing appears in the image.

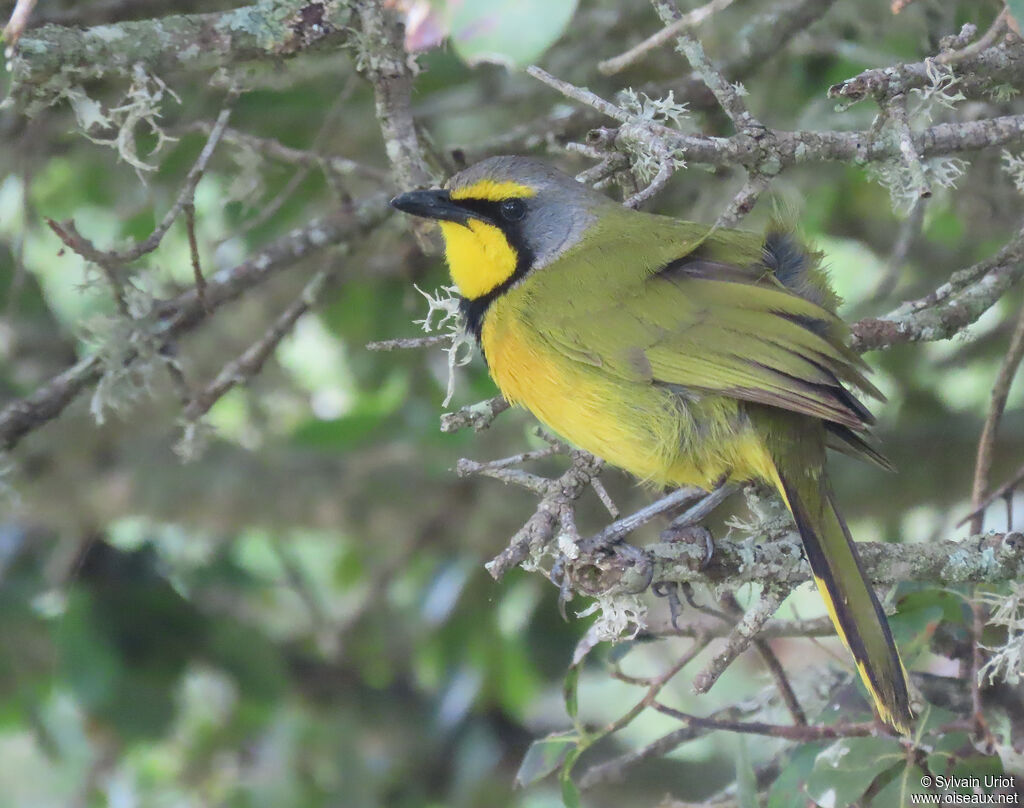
[526,235,881,432]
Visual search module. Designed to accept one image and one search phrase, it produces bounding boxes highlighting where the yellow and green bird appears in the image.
[391,156,913,733]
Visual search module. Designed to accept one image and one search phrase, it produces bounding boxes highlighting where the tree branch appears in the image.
[7,0,353,106]
[353,0,435,192]
[181,268,335,423]
[829,38,1024,105]
[649,532,1024,588]
[969,305,1024,532]
[851,222,1024,351]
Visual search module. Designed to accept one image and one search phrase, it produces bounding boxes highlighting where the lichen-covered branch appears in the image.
[352,0,435,192]
[851,222,1024,351]
[6,0,353,107]
[604,110,1024,171]
[649,532,1024,588]
[483,450,605,580]
[0,194,390,451]
[829,38,1024,105]
[0,355,104,452]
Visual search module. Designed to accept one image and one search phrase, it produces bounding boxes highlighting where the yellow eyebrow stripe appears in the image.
[450,179,536,201]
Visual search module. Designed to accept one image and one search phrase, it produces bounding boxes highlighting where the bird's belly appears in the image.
[480,312,773,489]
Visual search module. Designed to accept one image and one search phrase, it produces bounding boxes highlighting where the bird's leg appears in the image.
[651,581,684,630]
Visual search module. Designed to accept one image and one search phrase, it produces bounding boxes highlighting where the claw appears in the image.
[652,580,683,630]
[551,557,573,621]
[660,523,715,569]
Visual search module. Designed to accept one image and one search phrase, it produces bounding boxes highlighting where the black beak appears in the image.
[390,189,471,225]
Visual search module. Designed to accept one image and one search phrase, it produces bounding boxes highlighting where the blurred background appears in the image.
[0,0,1021,805]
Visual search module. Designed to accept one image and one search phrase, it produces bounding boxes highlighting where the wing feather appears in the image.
[525,231,880,431]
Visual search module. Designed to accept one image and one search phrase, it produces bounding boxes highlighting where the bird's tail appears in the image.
[772,463,914,733]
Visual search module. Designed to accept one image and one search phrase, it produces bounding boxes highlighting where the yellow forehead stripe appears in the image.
[450,179,536,202]
[439,219,518,300]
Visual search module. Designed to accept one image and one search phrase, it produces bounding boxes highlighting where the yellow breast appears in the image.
[479,294,777,490]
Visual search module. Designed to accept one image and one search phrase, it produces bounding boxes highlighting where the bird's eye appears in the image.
[499,198,526,222]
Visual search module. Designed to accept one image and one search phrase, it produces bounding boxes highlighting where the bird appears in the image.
[390,155,913,733]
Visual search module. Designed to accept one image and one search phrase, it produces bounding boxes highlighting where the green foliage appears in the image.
[516,732,579,787]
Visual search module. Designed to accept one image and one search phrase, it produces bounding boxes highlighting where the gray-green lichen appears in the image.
[5,1,354,111]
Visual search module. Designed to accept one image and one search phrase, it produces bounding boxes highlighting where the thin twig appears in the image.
[484,451,605,580]
[580,723,710,788]
[182,123,388,180]
[715,172,772,228]
[969,305,1024,533]
[591,477,620,518]
[182,269,335,423]
[693,587,785,694]
[526,66,631,123]
[715,591,808,724]
[672,32,762,133]
[439,396,510,433]
[112,105,234,264]
[219,82,357,246]
[869,195,928,303]
[754,639,808,724]
[937,10,1007,66]
[457,442,571,475]
[959,461,1024,529]
[1,0,38,48]
[366,335,450,351]
[598,0,736,75]
[652,702,878,740]
[455,464,551,494]
[889,94,931,200]
[183,202,206,312]
[45,219,131,316]
[602,636,711,730]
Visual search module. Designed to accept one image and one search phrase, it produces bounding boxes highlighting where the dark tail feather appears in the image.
[773,464,913,733]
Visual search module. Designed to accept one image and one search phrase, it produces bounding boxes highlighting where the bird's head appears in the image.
[391,156,613,307]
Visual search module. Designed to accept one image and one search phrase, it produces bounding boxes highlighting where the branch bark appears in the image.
[829,38,1024,105]
[851,222,1024,351]
[7,0,353,106]
[648,532,1024,588]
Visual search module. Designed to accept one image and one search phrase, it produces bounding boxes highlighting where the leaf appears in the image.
[805,736,903,807]
[766,742,825,807]
[870,763,929,807]
[514,732,578,788]
[560,772,582,808]
[888,588,960,661]
[436,0,579,68]
[560,745,584,808]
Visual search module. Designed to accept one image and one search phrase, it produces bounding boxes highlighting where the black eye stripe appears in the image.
[451,197,527,224]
